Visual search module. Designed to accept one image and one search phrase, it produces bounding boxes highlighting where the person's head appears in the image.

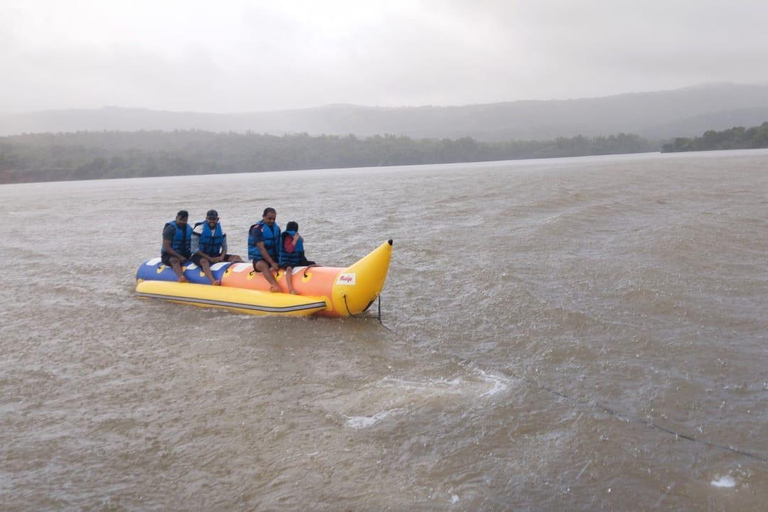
[262,207,276,226]
[206,209,219,228]
[286,221,299,232]
[175,210,189,226]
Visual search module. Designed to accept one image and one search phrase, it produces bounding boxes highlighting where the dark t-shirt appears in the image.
[162,223,190,257]
[161,223,176,255]
[251,224,281,260]
[162,223,177,241]
[249,225,264,245]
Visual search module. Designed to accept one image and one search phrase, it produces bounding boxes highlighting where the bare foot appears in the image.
[213,280,221,286]
[289,290,297,295]
[178,276,188,283]
[269,285,280,293]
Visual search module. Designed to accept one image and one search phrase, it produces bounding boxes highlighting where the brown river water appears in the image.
[1,150,768,510]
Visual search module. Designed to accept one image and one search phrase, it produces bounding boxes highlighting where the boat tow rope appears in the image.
[517,373,768,466]
[376,295,398,334]
[343,294,399,334]
[343,291,766,464]
[365,311,767,465]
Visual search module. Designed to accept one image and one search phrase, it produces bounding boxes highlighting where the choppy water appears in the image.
[2,150,768,510]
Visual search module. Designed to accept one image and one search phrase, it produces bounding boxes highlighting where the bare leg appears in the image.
[169,257,188,283]
[284,266,297,294]
[200,259,220,285]
[254,260,280,292]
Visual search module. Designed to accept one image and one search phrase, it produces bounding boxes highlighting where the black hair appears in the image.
[263,207,276,217]
[176,210,189,219]
[286,221,299,232]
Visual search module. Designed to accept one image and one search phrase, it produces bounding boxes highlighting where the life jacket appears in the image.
[161,221,192,258]
[279,230,305,267]
[248,221,281,262]
[195,221,224,256]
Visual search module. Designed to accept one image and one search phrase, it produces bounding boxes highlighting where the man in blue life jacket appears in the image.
[191,209,243,285]
[248,207,281,292]
[161,210,192,283]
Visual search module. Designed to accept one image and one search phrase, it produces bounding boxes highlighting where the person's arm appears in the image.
[218,234,228,262]
[163,239,187,261]
[258,241,278,269]
[162,225,187,260]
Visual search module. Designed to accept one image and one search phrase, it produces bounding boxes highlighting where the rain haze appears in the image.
[2,0,768,113]
[6,2,768,511]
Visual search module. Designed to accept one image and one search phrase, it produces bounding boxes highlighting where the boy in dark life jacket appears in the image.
[279,221,316,294]
[191,209,243,285]
[248,207,281,292]
[161,210,192,283]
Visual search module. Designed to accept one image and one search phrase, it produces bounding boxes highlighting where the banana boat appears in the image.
[136,240,393,317]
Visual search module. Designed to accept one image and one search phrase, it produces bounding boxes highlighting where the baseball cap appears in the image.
[206,209,219,219]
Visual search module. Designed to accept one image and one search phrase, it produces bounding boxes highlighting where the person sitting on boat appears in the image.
[161,210,192,283]
[248,207,281,292]
[191,209,243,285]
[279,221,316,294]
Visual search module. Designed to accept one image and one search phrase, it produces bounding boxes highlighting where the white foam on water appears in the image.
[346,410,399,429]
[711,475,736,488]
[333,371,515,431]
[376,370,512,401]
[476,370,511,397]
[379,376,465,395]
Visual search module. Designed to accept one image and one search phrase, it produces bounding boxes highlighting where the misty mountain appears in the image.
[2,83,768,141]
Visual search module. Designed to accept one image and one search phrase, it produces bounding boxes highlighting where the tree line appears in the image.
[0,130,653,184]
[662,122,768,153]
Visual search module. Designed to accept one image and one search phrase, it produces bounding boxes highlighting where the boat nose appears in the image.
[331,240,393,316]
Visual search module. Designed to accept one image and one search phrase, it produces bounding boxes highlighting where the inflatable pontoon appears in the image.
[136,240,393,317]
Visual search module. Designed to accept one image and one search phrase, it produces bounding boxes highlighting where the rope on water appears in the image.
[522,375,768,465]
[366,311,765,464]
[376,295,398,334]
[346,295,766,464]
[343,294,399,334]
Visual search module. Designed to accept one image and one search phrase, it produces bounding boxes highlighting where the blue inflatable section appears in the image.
[136,258,233,284]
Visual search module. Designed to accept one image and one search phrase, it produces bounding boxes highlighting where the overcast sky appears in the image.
[2,0,767,113]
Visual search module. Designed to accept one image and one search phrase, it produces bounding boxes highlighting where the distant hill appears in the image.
[2,83,768,141]
[642,105,768,139]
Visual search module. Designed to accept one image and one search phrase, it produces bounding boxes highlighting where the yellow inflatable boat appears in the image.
[136,240,393,317]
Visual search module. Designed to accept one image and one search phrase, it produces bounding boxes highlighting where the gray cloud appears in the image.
[1,0,767,112]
